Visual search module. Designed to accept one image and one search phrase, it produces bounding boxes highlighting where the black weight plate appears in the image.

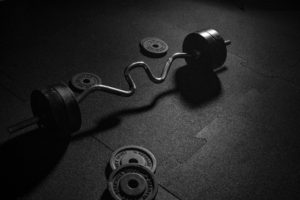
[140,37,168,58]
[110,145,157,173]
[183,29,228,70]
[206,29,227,69]
[53,83,81,134]
[31,83,82,137]
[108,164,158,200]
[31,86,67,133]
[183,31,213,68]
[70,72,102,91]
[199,30,223,70]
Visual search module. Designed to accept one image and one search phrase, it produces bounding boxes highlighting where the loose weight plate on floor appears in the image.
[70,72,102,91]
[140,37,168,58]
[110,145,157,173]
[108,164,158,200]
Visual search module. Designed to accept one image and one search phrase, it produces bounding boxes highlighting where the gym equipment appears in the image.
[108,164,158,200]
[7,28,231,136]
[70,72,102,91]
[140,37,169,58]
[110,145,157,173]
[8,83,81,137]
[183,29,231,70]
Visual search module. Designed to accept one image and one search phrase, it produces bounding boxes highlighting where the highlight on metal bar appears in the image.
[76,52,191,103]
[7,116,39,134]
[225,40,231,46]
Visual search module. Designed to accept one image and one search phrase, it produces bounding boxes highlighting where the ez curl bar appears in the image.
[8,29,231,137]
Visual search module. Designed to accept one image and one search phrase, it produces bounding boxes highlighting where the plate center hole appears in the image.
[83,79,90,83]
[128,179,139,188]
[129,158,138,163]
[152,44,159,48]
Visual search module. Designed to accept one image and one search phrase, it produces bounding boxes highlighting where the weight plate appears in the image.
[108,164,158,200]
[70,72,102,91]
[183,29,227,70]
[53,83,81,134]
[31,86,67,133]
[206,29,227,70]
[31,83,82,137]
[140,37,168,58]
[110,145,157,173]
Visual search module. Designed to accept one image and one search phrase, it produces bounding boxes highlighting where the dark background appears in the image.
[0,0,299,199]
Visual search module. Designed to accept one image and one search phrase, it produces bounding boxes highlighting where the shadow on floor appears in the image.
[0,128,70,199]
[73,63,222,140]
[175,63,222,108]
[100,189,114,200]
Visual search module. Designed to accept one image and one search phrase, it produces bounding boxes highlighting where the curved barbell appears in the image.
[8,29,231,136]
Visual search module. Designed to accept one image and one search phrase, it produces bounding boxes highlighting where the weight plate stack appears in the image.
[108,164,158,200]
[183,29,227,70]
[110,145,157,173]
[140,37,168,58]
[30,83,81,137]
[70,72,102,92]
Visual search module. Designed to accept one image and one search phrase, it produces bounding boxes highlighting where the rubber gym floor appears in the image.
[0,0,299,199]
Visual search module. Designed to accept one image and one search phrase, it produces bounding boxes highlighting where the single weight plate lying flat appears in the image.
[110,145,157,173]
[140,37,168,58]
[108,164,158,200]
[70,72,102,91]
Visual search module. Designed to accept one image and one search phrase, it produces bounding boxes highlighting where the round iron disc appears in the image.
[110,145,157,173]
[108,164,158,200]
[70,72,101,91]
[140,37,168,58]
